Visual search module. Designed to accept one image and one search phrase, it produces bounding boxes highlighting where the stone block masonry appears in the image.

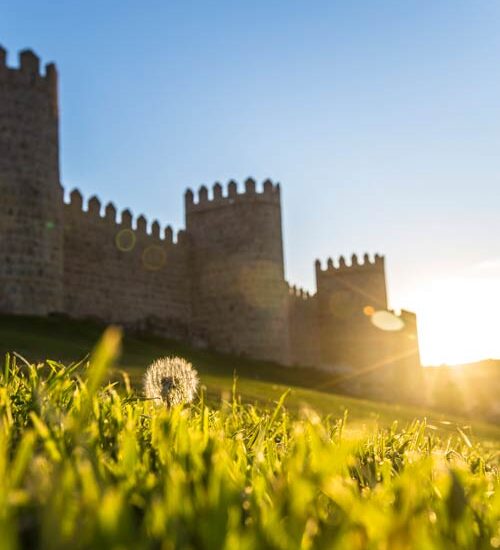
[0,48,62,315]
[186,180,289,363]
[63,190,191,340]
[0,47,421,391]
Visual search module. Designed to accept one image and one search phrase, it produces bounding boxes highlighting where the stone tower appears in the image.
[315,253,421,397]
[185,178,290,363]
[0,48,63,315]
[316,253,388,369]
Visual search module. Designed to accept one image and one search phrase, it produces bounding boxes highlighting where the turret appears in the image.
[315,252,388,370]
[20,49,40,75]
[185,178,289,363]
[315,252,387,311]
[0,47,63,315]
[0,46,6,69]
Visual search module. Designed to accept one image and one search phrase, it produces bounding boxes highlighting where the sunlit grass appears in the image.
[1,314,499,445]
[0,329,498,549]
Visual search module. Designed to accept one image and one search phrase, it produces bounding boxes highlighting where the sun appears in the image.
[404,274,500,366]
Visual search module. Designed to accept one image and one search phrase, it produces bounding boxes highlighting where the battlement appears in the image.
[315,253,384,276]
[0,47,58,118]
[287,283,320,367]
[185,178,281,213]
[288,283,314,301]
[0,47,57,86]
[64,188,187,245]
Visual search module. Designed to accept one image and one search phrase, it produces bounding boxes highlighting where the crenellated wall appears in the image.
[186,178,290,363]
[0,45,422,389]
[312,253,420,397]
[63,190,191,339]
[315,253,387,369]
[0,48,63,315]
[316,253,388,312]
[287,285,320,367]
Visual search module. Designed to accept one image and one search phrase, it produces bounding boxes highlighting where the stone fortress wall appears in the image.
[0,48,421,391]
[316,254,389,369]
[185,181,289,364]
[63,190,191,340]
[0,47,63,315]
[287,285,320,367]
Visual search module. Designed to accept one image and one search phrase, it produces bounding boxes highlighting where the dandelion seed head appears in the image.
[143,356,199,407]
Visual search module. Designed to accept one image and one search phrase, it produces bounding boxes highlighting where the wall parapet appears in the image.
[315,253,384,276]
[288,283,315,301]
[0,47,57,94]
[185,178,281,213]
[64,188,187,246]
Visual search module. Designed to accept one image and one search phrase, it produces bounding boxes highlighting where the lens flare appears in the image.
[115,229,136,252]
[363,305,375,316]
[142,245,166,271]
[370,310,405,331]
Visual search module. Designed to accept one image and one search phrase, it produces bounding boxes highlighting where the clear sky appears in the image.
[2,1,500,365]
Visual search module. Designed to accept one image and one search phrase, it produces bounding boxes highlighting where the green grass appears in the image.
[0,316,500,448]
[0,328,499,549]
[1,314,500,447]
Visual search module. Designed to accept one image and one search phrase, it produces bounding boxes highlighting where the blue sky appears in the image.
[2,1,500,364]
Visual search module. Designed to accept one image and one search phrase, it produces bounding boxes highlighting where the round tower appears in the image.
[0,47,63,315]
[185,178,290,364]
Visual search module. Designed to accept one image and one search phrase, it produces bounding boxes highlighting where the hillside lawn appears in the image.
[1,314,499,448]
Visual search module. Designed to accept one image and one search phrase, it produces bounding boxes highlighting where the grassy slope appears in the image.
[1,314,499,446]
[3,350,497,549]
